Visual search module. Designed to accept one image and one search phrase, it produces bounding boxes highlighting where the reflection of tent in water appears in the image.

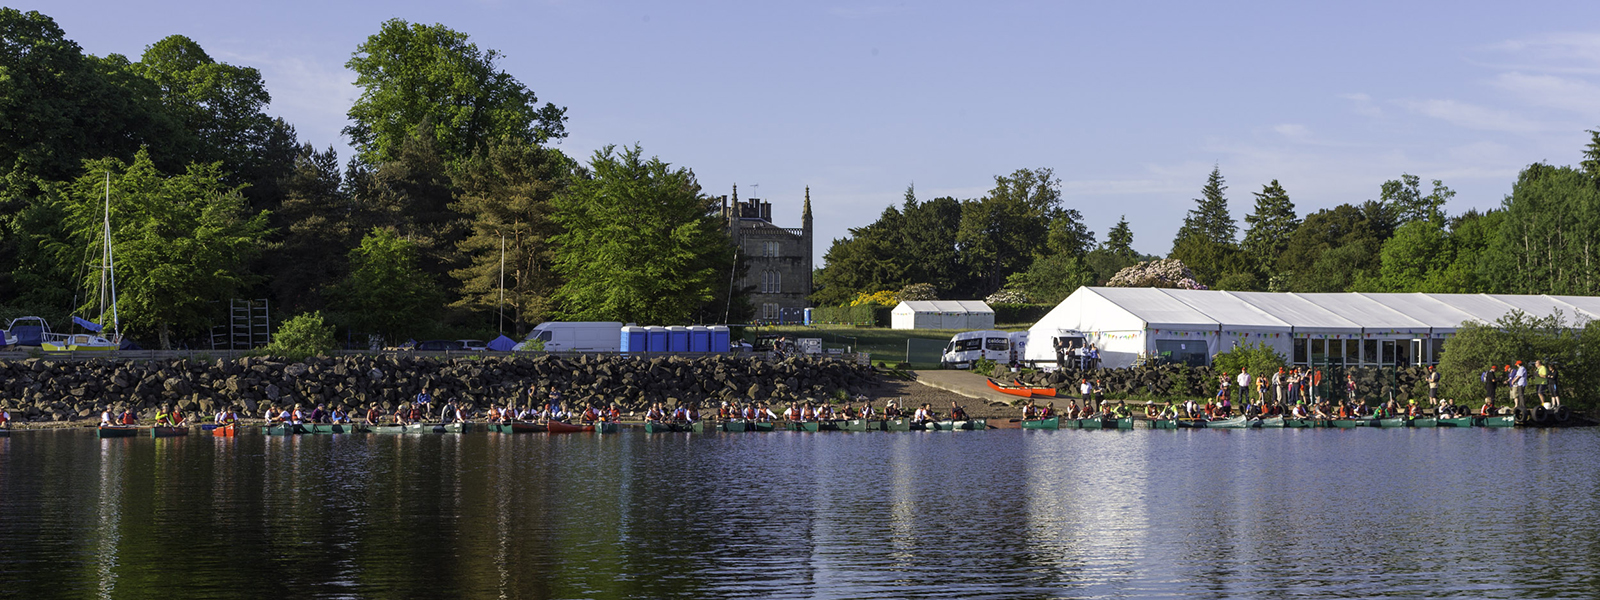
[487,335,517,352]
[1027,286,1600,370]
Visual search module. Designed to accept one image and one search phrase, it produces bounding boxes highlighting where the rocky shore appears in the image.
[0,354,881,424]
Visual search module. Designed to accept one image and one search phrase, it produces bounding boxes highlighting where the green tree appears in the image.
[1483,163,1600,295]
[63,150,271,348]
[549,145,733,324]
[325,227,443,343]
[344,19,567,166]
[1104,216,1136,260]
[449,139,571,335]
[958,167,1062,295]
[268,144,356,314]
[1580,128,1600,178]
[1381,173,1454,227]
[1276,201,1395,292]
[1173,166,1237,247]
[1240,180,1298,274]
[1004,252,1095,304]
[1370,220,1453,292]
[1085,216,1141,283]
[0,9,184,182]
[896,188,965,295]
[811,209,906,306]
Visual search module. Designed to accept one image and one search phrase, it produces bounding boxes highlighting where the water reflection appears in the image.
[4,427,1600,598]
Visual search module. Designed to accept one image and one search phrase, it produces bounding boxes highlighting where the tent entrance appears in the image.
[1154,340,1208,367]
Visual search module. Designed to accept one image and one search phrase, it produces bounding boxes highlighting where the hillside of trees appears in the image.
[0,10,749,348]
[814,136,1600,307]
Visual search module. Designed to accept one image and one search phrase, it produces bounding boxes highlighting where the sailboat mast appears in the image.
[103,173,120,340]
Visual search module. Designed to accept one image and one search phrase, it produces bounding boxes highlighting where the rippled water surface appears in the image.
[3,426,1599,599]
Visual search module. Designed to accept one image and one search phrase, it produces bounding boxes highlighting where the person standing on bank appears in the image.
[1427,365,1440,406]
[1481,366,1498,405]
[1545,363,1561,408]
[1509,361,1528,411]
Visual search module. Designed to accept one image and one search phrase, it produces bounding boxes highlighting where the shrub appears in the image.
[262,311,337,360]
[899,283,938,301]
[1106,258,1207,290]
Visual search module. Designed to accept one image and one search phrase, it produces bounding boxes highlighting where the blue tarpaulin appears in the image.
[72,316,102,333]
[487,335,517,352]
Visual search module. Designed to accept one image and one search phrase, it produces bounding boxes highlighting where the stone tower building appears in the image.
[722,185,813,323]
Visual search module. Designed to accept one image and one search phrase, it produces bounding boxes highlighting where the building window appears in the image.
[762,303,780,321]
[764,241,780,257]
[762,270,781,294]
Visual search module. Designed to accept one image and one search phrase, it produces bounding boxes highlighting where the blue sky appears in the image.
[26,1,1600,258]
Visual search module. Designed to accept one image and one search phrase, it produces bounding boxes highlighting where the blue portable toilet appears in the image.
[667,326,689,352]
[804,308,813,326]
[646,326,668,352]
[710,326,730,352]
[689,326,711,353]
[621,326,647,353]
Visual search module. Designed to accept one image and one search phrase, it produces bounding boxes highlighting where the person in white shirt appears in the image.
[101,409,115,427]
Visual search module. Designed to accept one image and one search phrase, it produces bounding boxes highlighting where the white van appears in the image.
[941,330,1028,369]
[516,322,624,352]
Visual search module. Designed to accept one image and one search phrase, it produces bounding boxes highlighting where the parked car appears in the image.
[458,339,488,351]
[413,340,462,351]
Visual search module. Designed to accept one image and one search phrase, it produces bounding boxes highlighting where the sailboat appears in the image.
[42,174,122,352]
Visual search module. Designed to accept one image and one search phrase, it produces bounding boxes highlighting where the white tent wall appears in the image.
[892,301,996,330]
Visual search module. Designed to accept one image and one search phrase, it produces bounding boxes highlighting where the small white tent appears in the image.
[891,300,995,330]
[1026,287,1600,370]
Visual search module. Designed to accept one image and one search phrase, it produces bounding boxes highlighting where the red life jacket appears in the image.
[121,412,135,425]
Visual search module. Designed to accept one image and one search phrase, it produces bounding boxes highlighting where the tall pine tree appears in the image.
[1241,180,1298,274]
[1173,166,1237,247]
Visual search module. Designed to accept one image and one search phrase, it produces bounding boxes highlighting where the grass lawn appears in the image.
[746,324,1028,368]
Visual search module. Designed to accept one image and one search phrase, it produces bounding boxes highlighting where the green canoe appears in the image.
[1283,418,1311,428]
[1021,417,1060,430]
[1409,417,1437,428]
[1437,416,1474,427]
[842,419,871,432]
[1208,416,1253,429]
[748,421,775,432]
[972,419,989,430]
[882,418,911,432]
[643,421,674,433]
[1377,418,1407,428]
[1147,419,1179,429]
[1259,416,1285,428]
[1078,418,1104,430]
[1060,417,1080,429]
[306,423,366,434]
[723,420,749,432]
[596,422,620,433]
[1331,419,1364,429]
[1477,415,1516,427]
[1175,419,1207,428]
[97,426,141,438]
[780,421,821,432]
[262,424,307,435]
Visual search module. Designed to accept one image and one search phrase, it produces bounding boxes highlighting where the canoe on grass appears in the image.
[98,426,140,438]
[211,423,237,437]
[882,418,911,432]
[546,421,594,433]
[1410,417,1437,428]
[986,378,1037,398]
[1011,379,1057,397]
[1477,415,1516,428]
[1437,416,1474,427]
[150,426,188,438]
[1021,417,1060,430]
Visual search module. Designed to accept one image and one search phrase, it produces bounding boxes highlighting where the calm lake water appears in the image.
[2,426,1598,599]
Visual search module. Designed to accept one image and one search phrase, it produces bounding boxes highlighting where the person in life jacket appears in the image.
[153,406,173,426]
[860,403,875,419]
[911,404,931,424]
[101,408,116,427]
[686,405,701,423]
[581,404,600,423]
[644,404,666,423]
[949,402,967,421]
[607,404,622,422]
[0,406,10,429]
[365,404,384,425]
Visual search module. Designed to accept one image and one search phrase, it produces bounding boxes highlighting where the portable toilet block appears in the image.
[621,326,648,353]
[710,326,730,352]
[689,326,711,352]
[667,326,689,352]
[804,308,813,326]
[646,326,669,352]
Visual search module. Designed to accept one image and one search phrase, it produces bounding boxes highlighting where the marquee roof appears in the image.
[892,300,994,314]
[1056,287,1600,332]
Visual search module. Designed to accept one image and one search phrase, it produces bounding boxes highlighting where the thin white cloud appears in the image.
[1486,32,1600,74]
[1490,71,1600,121]
[827,5,901,19]
[1340,92,1383,117]
[1395,99,1544,134]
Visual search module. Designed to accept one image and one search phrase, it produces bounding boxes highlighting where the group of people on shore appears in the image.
[1022,398,1132,420]
[634,397,973,426]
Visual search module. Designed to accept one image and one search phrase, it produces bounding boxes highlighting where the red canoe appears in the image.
[212,423,237,437]
[1012,379,1058,397]
[987,378,1033,398]
[545,421,595,433]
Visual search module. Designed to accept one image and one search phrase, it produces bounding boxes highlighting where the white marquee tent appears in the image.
[891,300,995,330]
[1026,287,1600,370]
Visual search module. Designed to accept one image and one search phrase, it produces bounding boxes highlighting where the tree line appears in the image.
[0,11,749,348]
[816,134,1600,306]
